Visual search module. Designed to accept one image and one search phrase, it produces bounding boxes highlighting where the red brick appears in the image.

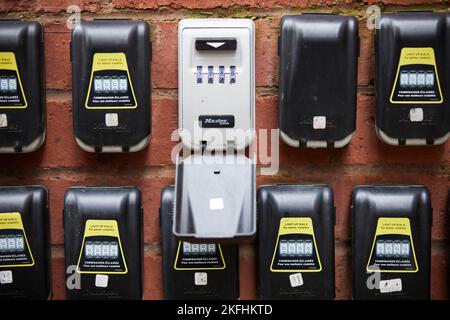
[37,0,101,13]
[335,243,351,300]
[239,244,258,299]
[152,21,178,89]
[255,18,279,88]
[141,175,175,243]
[112,0,349,10]
[144,254,164,299]
[51,255,66,300]
[44,22,72,90]
[0,0,102,13]
[364,0,443,5]
[1,0,449,302]
[358,20,374,86]
[431,246,449,300]
[148,97,179,166]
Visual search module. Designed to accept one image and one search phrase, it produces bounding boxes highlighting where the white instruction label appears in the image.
[409,108,424,122]
[313,116,326,129]
[289,273,304,288]
[0,270,13,284]
[194,272,208,286]
[95,274,109,288]
[105,113,119,127]
[379,278,402,293]
[0,114,7,128]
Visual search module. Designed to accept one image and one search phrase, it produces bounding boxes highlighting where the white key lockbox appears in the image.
[178,19,255,151]
[174,19,256,242]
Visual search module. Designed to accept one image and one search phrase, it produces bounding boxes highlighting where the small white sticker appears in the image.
[0,114,8,128]
[95,274,109,288]
[0,270,13,284]
[313,116,326,129]
[105,113,119,127]
[379,278,402,293]
[410,108,424,122]
[209,198,224,210]
[289,273,303,288]
[194,272,208,286]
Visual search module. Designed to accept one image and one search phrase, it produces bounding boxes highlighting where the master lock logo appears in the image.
[199,116,235,128]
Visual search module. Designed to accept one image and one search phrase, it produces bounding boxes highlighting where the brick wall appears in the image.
[0,0,449,300]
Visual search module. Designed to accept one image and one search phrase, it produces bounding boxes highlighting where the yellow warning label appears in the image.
[367,217,418,273]
[0,52,28,109]
[85,53,137,109]
[270,217,322,273]
[0,212,35,268]
[76,219,128,274]
[174,241,226,271]
[390,47,443,104]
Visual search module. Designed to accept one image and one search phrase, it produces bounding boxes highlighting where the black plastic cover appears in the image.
[352,185,432,300]
[278,14,358,147]
[64,187,143,300]
[0,20,46,152]
[258,184,335,299]
[71,20,151,152]
[160,186,239,300]
[0,186,50,300]
[376,12,450,145]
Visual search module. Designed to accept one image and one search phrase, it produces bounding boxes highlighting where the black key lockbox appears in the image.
[160,186,239,300]
[0,20,46,153]
[278,14,358,148]
[64,187,143,300]
[71,20,151,153]
[376,12,450,145]
[352,185,432,300]
[258,184,335,299]
[0,186,50,300]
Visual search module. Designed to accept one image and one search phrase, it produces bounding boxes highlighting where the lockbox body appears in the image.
[352,185,432,299]
[71,20,151,153]
[0,186,50,300]
[258,185,335,299]
[174,18,257,242]
[376,12,450,145]
[0,20,46,153]
[64,187,143,299]
[178,19,255,151]
[278,14,358,148]
[160,186,239,300]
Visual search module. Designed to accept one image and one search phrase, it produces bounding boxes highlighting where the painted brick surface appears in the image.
[0,0,448,300]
